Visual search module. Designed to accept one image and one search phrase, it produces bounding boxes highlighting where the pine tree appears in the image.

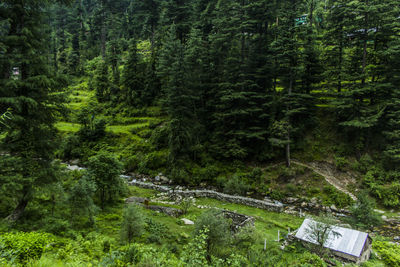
[0,0,65,221]
[158,26,197,161]
[159,0,194,42]
[323,0,351,93]
[93,60,110,102]
[271,0,304,166]
[210,0,269,159]
[333,0,398,155]
[383,9,400,167]
[127,0,161,44]
[121,40,146,106]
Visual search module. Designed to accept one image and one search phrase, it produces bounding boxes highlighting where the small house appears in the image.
[295,218,372,264]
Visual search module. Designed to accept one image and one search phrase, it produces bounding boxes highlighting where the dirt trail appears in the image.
[292,160,357,201]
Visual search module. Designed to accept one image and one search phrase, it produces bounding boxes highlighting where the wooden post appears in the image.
[277,230,280,242]
[264,238,267,251]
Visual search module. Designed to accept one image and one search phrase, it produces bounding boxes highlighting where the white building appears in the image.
[295,218,372,264]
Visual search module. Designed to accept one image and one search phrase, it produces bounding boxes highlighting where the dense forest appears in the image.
[1,0,400,266]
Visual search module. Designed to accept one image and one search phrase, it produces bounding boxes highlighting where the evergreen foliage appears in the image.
[120,204,145,244]
[87,151,124,208]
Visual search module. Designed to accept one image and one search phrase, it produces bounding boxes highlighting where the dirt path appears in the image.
[292,160,357,201]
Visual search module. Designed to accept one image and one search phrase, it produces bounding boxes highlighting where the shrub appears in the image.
[194,209,231,257]
[373,241,400,267]
[322,186,353,208]
[377,182,400,208]
[0,232,54,264]
[223,174,250,196]
[41,217,71,236]
[356,154,374,173]
[120,204,146,244]
[138,150,168,173]
[87,151,124,208]
[248,168,263,184]
[349,191,382,229]
[297,252,325,267]
[145,218,169,241]
[232,226,259,250]
[180,198,193,215]
[334,155,348,171]
[192,164,220,184]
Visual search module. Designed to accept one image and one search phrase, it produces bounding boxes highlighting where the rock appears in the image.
[155,175,160,182]
[66,165,85,171]
[284,197,299,204]
[374,209,385,214]
[181,218,194,225]
[330,205,338,212]
[70,159,80,165]
[382,215,388,220]
[394,236,400,241]
[301,202,307,208]
[147,205,183,217]
[160,176,169,182]
[310,197,318,204]
[125,197,148,204]
[325,207,331,213]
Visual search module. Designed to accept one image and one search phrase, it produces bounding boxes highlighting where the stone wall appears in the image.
[129,180,284,212]
[220,210,255,231]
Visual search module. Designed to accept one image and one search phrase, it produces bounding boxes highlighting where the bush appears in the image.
[87,151,124,208]
[41,217,71,236]
[194,209,231,257]
[349,191,382,229]
[223,174,250,196]
[334,155,348,171]
[373,241,400,267]
[232,226,259,250]
[121,204,146,244]
[248,168,263,184]
[138,150,168,173]
[0,232,54,264]
[192,164,220,184]
[322,186,353,208]
[180,198,193,215]
[145,218,169,242]
[356,154,374,173]
[376,182,400,208]
[297,252,325,267]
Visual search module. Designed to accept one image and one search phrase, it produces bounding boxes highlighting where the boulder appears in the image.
[181,218,194,225]
[125,197,148,204]
[284,197,299,204]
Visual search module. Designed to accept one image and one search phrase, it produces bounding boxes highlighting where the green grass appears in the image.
[128,186,303,241]
[55,122,80,133]
[55,121,150,136]
[107,123,149,135]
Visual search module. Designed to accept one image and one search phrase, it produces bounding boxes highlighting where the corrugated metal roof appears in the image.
[295,218,368,257]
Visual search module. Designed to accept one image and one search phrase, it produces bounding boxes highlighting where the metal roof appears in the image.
[295,218,368,258]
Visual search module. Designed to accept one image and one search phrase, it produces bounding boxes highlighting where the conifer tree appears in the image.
[158,26,197,160]
[383,13,400,167]
[323,0,350,93]
[93,60,110,102]
[0,0,67,221]
[210,0,269,159]
[121,40,146,106]
[333,0,398,154]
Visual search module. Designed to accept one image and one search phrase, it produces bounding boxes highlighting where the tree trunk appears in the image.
[338,40,343,92]
[361,1,369,86]
[286,130,291,168]
[6,191,29,222]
